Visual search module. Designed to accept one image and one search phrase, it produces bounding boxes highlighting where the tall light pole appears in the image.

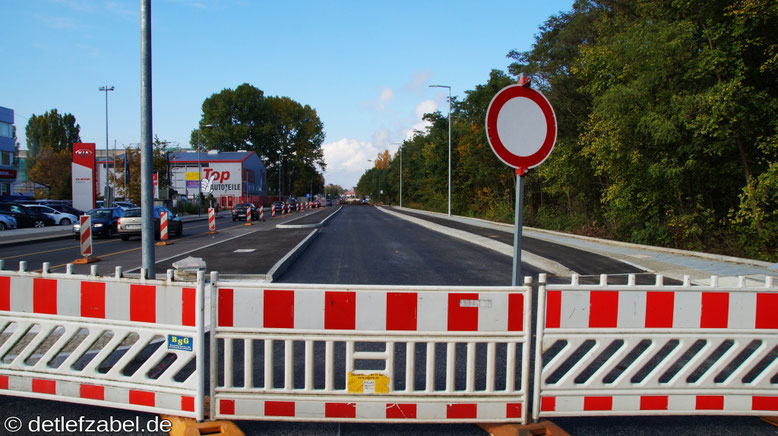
[99,85,115,207]
[429,84,451,215]
[392,142,402,207]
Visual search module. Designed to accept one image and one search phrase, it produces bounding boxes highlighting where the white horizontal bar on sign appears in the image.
[215,388,526,397]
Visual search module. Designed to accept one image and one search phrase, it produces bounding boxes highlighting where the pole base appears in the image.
[155,240,173,246]
[245,222,253,226]
[206,231,218,234]
[73,257,100,264]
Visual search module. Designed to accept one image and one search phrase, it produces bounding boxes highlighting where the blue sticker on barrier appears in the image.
[167,334,193,351]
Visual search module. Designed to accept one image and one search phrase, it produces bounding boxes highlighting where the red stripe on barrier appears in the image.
[220,399,235,415]
[756,293,778,329]
[32,379,56,395]
[80,384,104,400]
[700,292,729,328]
[0,375,8,389]
[753,396,778,411]
[448,293,479,331]
[0,276,9,311]
[33,278,57,315]
[325,292,355,330]
[386,403,417,419]
[546,291,561,328]
[265,401,295,417]
[589,291,618,328]
[506,403,522,418]
[386,292,417,331]
[182,287,196,327]
[640,395,668,410]
[645,292,674,328]
[695,395,724,410]
[264,290,294,328]
[508,293,524,331]
[583,396,612,411]
[218,288,234,327]
[80,281,106,319]
[130,285,156,323]
[446,403,477,419]
[129,390,155,407]
[325,402,356,418]
[181,396,195,412]
[541,397,556,412]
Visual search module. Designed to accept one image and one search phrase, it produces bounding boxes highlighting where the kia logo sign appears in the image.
[75,149,93,157]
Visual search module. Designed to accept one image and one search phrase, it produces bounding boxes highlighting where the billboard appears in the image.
[72,143,96,212]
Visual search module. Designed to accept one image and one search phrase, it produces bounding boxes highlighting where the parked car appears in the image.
[72,207,125,239]
[114,201,137,210]
[51,204,85,217]
[272,201,285,214]
[25,204,78,225]
[288,198,298,211]
[311,199,321,208]
[232,203,258,221]
[117,206,183,241]
[0,203,55,228]
[0,213,17,231]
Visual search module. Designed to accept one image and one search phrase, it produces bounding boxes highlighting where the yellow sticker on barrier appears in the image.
[347,372,390,394]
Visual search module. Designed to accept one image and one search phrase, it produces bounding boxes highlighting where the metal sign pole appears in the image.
[512,168,526,286]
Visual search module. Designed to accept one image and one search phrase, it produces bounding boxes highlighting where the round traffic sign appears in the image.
[485,84,556,170]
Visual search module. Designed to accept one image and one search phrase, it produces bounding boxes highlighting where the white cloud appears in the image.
[415,99,437,118]
[405,71,433,92]
[322,138,380,189]
[379,87,394,103]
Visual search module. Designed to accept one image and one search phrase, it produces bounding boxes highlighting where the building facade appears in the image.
[169,151,267,207]
[0,106,17,196]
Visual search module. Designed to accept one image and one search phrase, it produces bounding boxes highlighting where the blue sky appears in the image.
[3,0,573,189]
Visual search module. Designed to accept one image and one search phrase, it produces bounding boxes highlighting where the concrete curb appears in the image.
[276,206,342,229]
[391,206,778,272]
[378,206,576,277]
[266,228,320,282]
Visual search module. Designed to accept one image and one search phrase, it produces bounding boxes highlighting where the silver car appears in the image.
[26,204,78,225]
[0,213,17,231]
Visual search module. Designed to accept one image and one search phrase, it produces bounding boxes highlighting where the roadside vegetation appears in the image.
[358,0,777,262]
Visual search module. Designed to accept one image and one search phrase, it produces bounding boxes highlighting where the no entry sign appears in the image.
[485,84,556,170]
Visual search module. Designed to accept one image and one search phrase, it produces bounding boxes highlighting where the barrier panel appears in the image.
[532,274,778,421]
[209,273,532,424]
[0,263,206,420]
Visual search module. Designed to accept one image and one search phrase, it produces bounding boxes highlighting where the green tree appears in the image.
[190,83,326,197]
[25,109,81,170]
[28,147,72,199]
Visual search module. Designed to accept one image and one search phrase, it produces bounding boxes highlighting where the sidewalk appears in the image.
[0,210,229,247]
[386,206,778,286]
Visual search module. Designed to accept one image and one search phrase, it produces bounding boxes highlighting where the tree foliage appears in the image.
[111,136,173,205]
[24,109,81,172]
[360,0,778,261]
[28,147,73,199]
[190,83,325,197]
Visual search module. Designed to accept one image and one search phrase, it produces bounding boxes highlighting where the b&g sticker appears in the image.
[167,335,193,351]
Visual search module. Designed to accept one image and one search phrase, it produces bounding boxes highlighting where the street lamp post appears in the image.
[99,85,115,207]
[391,142,402,207]
[429,84,452,216]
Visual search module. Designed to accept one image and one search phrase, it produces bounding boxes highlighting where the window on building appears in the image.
[0,122,12,138]
[0,152,12,166]
[0,183,9,196]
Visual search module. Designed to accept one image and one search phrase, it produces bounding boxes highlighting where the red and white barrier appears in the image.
[160,211,169,240]
[259,207,264,221]
[0,269,206,420]
[533,274,778,420]
[210,277,532,424]
[246,206,253,225]
[80,215,92,257]
[271,207,276,219]
[208,208,216,232]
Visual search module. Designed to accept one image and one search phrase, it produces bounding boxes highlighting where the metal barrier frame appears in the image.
[209,273,533,424]
[533,274,778,420]
[0,262,205,421]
